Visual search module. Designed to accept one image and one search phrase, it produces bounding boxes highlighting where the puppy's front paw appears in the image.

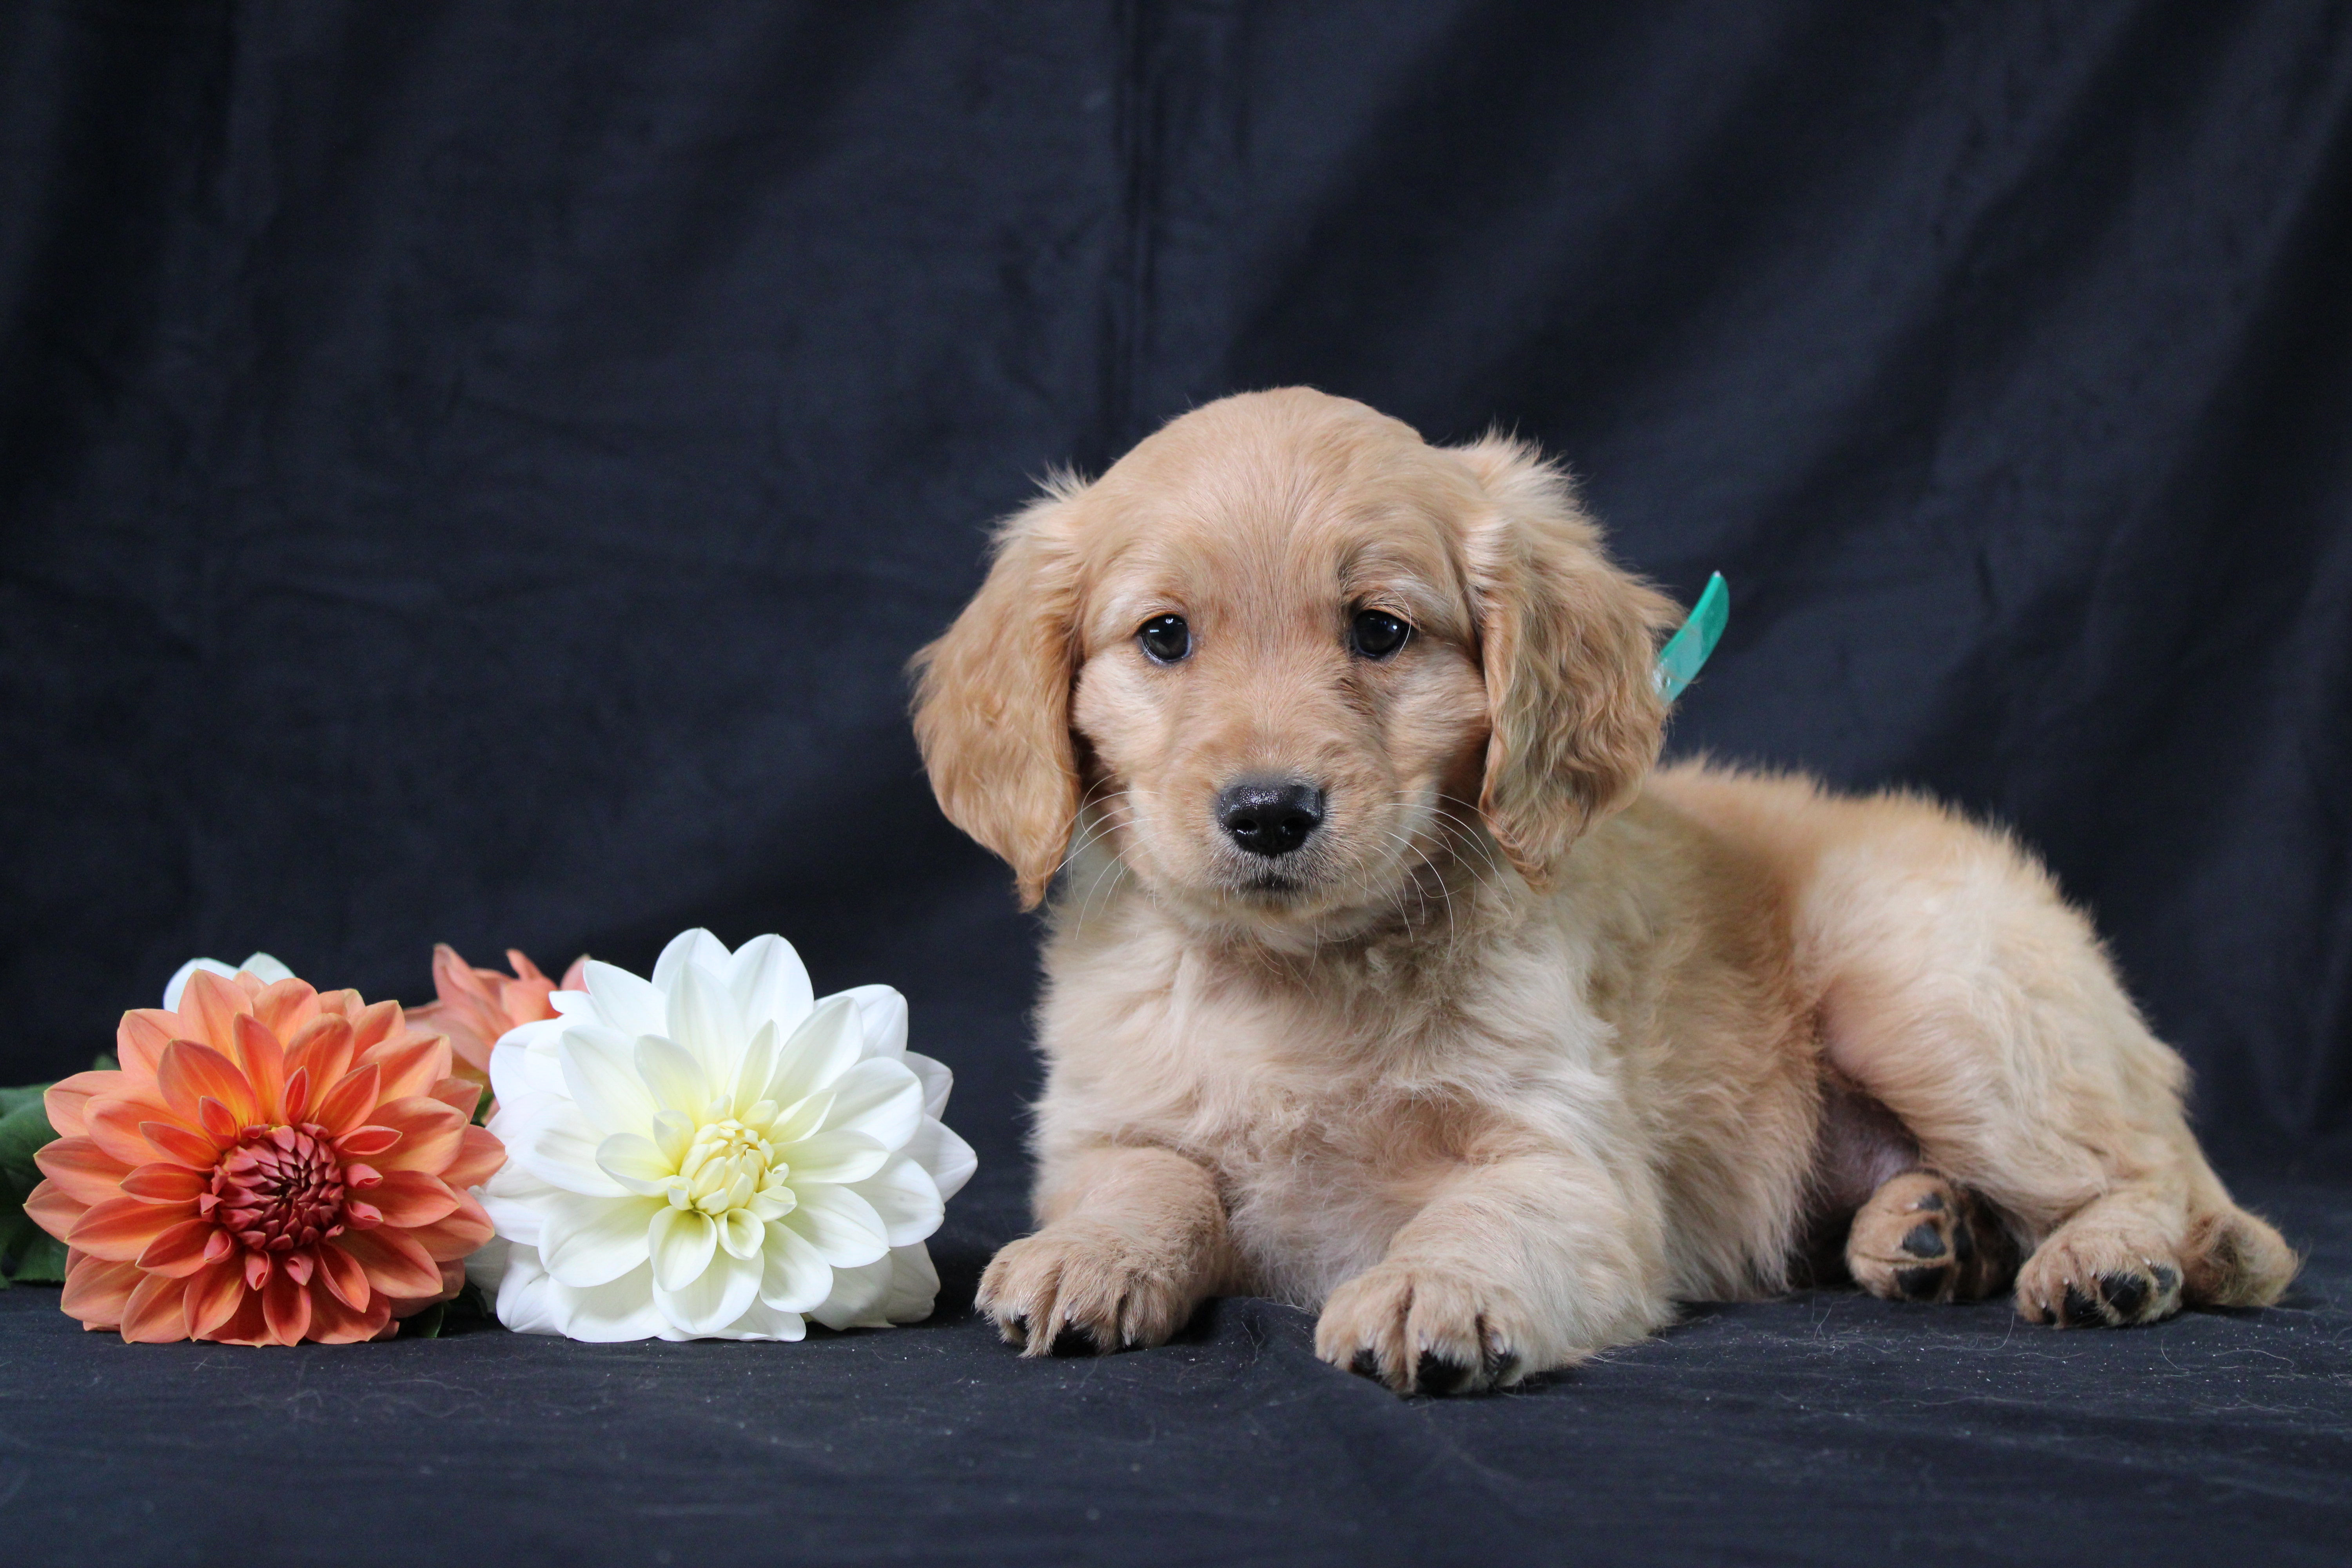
[976,1225,1201,1356]
[1315,1263,1524,1396]
[2015,1225,2183,1328]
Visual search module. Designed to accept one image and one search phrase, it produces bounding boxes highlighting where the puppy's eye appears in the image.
[1137,613,1192,664]
[1349,609,1410,660]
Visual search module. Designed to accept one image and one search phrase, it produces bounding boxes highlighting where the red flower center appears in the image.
[209,1123,347,1253]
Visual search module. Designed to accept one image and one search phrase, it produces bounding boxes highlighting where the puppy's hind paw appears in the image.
[1846,1171,2017,1304]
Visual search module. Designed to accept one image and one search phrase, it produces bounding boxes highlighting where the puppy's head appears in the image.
[912,389,1679,935]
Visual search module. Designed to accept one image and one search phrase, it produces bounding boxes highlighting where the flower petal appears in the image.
[230,1013,287,1122]
[156,1040,260,1127]
[558,1025,660,1137]
[582,960,667,1041]
[136,1219,223,1277]
[809,1253,894,1331]
[121,1271,193,1343]
[118,1162,209,1203]
[714,1299,807,1341]
[648,1206,717,1292]
[780,1128,889,1186]
[173,967,250,1050]
[781,1183,887,1268]
[61,1253,143,1328]
[757,1220,832,1312]
[24,1181,87,1242]
[371,1095,470,1174]
[724,935,814,1039]
[836,983,909,1062]
[545,1261,671,1343]
[540,1193,661,1288]
[368,1170,461,1228]
[184,1258,249,1338]
[906,1115,978,1203]
[336,1225,444,1298]
[32,1137,134,1206]
[405,1187,497,1261]
[652,928,732,993]
[317,1240,371,1310]
[634,1035,713,1120]
[263,1266,312,1345]
[441,1124,507,1189]
[509,1100,630,1196]
[283,1014,357,1098]
[882,1241,941,1323]
[817,1057,923,1151]
[250,977,322,1045]
[901,1051,954,1120]
[311,1063,383,1137]
[359,1036,454,1103]
[728,1021,779,1121]
[718,1208,762,1260]
[849,1155,945,1248]
[764,995,863,1109]
[666,960,747,1085]
[42,1069,121,1139]
[237,952,296,987]
[116,1010,178,1078]
[595,1134,675,1195]
[69,1195,199,1261]
[652,1243,761,1337]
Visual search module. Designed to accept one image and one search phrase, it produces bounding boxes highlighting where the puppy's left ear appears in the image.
[1452,436,1682,885]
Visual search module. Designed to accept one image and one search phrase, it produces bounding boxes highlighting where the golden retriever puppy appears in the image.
[911,387,2296,1395]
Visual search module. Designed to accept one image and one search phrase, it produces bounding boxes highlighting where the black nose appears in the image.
[1216,780,1325,858]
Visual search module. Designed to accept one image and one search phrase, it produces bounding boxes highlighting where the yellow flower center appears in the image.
[666,1117,789,1216]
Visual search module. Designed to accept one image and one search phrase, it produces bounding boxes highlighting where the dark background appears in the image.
[2,4,2349,1565]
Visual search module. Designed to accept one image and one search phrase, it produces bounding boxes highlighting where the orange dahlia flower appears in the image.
[24,966,505,1345]
[407,945,586,1093]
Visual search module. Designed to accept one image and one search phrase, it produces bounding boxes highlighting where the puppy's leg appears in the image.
[1314,1152,1670,1396]
[977,1145,1232,1355]
[1797,798,2299,1328]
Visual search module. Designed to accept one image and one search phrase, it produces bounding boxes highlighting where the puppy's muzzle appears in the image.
[1216,780,1325,858]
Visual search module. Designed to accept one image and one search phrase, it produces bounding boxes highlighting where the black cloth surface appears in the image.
[1,1163,2348,1566]
[2,3,2350,1563]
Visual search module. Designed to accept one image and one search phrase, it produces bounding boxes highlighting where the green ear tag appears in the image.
[1653,571,1729,702]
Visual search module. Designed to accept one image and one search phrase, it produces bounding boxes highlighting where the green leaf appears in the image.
[403,1301,448,1339]
[0,1083,49,1118]
[9,1230,65,1284]
[0,1099,56,1206]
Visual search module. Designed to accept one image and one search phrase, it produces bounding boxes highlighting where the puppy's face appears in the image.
[1063,419,1490,936]
[914,389,1676,940]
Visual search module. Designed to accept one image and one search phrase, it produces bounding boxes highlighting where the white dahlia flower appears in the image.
[467,929,975,1341]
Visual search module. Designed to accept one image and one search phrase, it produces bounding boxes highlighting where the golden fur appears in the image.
[911,387,2297,1394]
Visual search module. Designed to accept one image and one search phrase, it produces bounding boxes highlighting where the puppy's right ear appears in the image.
[910,481,1087,909]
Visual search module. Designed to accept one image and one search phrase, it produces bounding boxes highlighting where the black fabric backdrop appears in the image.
[2,4,2349,1565]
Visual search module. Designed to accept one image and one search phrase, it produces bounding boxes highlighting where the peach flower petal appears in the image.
[371,1097,467,1172]
[44,1069,123,1140]
[116,1011,180,1077]
[250,977,321,1042]
[156,1040,261,1127]
[24,1180,88,1241]
[336,1226,444,1298]
[183,1259,246,1339]
[312,1063,382,1137]
[69,1195,200,1261]
[405,1189,496,1262]
[118,1162,209,1202]
[440,1124,506,1189]
[177,969,252,1055]
[283,1015,356,1097]
[62,1253,143,1328]
[231,1012,287,1122]
[121,1270,193,1343]
[138,1119,221,1169]
[262,1268,311,1345]
[137,1219,224,1278]
[350,999,403,1054]
[368,1171,459,1228]
[361,1037,454,1104]
[318,1240,371,1310]
[33,1137,134,1206]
